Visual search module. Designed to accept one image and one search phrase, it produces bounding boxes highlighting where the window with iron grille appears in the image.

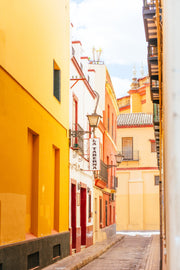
[155,176,159,185]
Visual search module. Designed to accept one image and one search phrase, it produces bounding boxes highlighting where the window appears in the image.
[88,193,91,219]
[112,113,114,139]
[99,198,102,224]
[105,200,108,226]
[122,137,133,160]
[155,176,159,185]
[107,105,110,132]
[72,96,78,146]
[151,141,156,152]
[53,60,61,101]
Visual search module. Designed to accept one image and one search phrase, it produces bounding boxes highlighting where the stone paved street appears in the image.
[80,235,153,270]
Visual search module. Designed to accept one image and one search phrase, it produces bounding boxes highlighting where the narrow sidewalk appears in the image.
[145,234,160,270]
[43,234,124,270]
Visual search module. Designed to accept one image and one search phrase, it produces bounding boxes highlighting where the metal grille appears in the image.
[71,123,84,155]
[27,252,39,270]
[120,151,139,161]
[94,160,108,184]
[155,176,159,185]
[53,244,61,259]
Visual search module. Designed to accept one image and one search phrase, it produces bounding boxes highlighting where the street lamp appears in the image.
[106,152,124,168]
[87,112,101,128]
[70,90,101,139]
[87,90,102,132]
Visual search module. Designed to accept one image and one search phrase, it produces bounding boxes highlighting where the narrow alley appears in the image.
[80,235,159,270]
[43,233,160,270]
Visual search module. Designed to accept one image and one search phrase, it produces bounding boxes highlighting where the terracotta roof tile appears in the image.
[117,113,153,126]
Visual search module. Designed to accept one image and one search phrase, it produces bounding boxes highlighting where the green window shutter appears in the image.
[54,69,61,101]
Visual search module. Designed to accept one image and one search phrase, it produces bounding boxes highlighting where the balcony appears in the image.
[151,80,159,102]
[71,123,84,155]
[120,151,139,161]
[148,45,158,60]
[143,0,156,10]
[143,0,157,44]
[94,160,108,185]
[111,176,118,190]
[153,103,160,124]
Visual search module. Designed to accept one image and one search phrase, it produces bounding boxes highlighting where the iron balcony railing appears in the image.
[152,80,159,88]
[143,0,156,10]
[120,151,139,161]
[94,160,108,184]
[153,103,160,124]
[71,123,84,155]
[111,176,118,190]
[148,45,158,58]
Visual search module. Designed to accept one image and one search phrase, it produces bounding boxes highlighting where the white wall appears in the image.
[164,0,180,268]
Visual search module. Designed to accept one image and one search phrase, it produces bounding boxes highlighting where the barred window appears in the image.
[155,176,159,185]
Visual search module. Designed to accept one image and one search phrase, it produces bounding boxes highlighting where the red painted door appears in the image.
[71,184,76,249]
[80,188,86,245]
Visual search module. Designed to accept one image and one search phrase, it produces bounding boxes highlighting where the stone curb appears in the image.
[71,235,124,270]
[43,235,124,270]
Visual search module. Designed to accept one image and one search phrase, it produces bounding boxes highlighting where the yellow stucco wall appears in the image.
[0,67,69,245]
[0,0,69,245]
[131,93,142,113]
[142,83,153,113]
[0,0,70,129]
[117,127,158,168]
[93,187,106,243]
[116,170,159,231]
[116,119,159,231]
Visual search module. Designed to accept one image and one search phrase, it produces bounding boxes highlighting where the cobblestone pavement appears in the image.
[80,235,153,270]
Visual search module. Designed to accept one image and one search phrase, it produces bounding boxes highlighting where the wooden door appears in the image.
[80,188,86,245]
[71,184,76,248]
[122,137,133,160]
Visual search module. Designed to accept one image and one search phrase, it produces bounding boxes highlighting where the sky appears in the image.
[70,0,148,98]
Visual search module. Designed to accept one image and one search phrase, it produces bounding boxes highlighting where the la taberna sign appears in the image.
[89,138,100,171]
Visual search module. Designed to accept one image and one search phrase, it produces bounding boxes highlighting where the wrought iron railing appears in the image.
[153,103,160,123]
[111,176,118,190]
[94,160,108,184]
[119,151,139,161]
[143,0,156,9]
[148,45,158,58]
[71,123,84,155]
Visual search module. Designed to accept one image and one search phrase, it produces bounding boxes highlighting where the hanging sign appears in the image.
[89,138,100,171]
